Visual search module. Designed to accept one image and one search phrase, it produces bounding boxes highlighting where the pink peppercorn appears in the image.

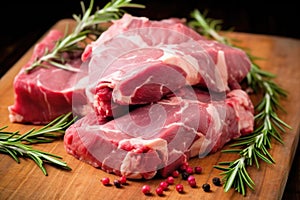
[175,184,184,193]
[142,185,151,195]
[180,164,187,172]
[172,170,180,178]
[156,187,164,196]
[159,181,169,191]
[188,179,197,188]
[187,175,197,188]
[119,175,127,185]
[166,176,174,185]
[100,177,110,186]
[186,166,194,174]
[187,175,195,182]
[194,166,202,174]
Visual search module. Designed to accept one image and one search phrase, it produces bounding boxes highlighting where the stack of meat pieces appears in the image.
[64,14,254,179]
[8,13,254,179]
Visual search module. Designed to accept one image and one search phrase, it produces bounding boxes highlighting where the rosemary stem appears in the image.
[24,51,57,73]
[265,93,271,114]
[1,142,28,155]
[208,29,226,44]
[188,9,290,195]
[190,9,227,44]
[0,113,75,175]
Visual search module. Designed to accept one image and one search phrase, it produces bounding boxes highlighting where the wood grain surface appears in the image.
[0,19,299,200]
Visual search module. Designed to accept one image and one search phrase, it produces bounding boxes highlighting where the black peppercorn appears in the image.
[202,183,210,192]
[113,179,121,188]
[181,171,189,180]
[212,177,221,186]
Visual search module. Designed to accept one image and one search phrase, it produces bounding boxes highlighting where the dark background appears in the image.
[0,0,299,77]
[0,1,298,198]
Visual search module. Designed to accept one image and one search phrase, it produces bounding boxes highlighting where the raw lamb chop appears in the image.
[8,30,87,124]
[64,88,254,179]
[82,14,251,121]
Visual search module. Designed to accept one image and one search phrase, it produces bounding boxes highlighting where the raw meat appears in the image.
[8,30,86,124]
[82,14,251,121]
[64,88,254,179]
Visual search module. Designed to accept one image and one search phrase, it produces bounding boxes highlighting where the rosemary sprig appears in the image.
[188,9,291,195]
[0,112,76,176]
[189,9,229,44]
[24,0,145,73]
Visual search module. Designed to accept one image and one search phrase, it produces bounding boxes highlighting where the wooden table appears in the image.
[0,19,299,200]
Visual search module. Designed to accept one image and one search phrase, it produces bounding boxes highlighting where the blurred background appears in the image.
[0,1,298,198]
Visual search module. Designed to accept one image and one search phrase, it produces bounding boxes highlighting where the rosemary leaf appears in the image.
[213,165,231,171]
[223,159,240,192]
[0,112,76,176]
[0,146,20,163]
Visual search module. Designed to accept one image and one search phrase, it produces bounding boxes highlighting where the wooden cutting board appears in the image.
[0,19,299,200]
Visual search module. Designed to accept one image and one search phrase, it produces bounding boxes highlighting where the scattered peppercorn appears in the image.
[186,166,194,174]
[113,180,121,188]
[188,179,197,188]
[100,164,207,196]
[187,175,197,187]
[159,181,169,191]
[179,164,187,172]
[194,166,202,174]
[181,171,189,180]
[100,177,110,186]
[172,170,180,178]
[175,184,184,193]
[212,177,221,186]
[187,175,195,182]
[202,183,210,192]
[119,175,127,185]
[166,176,174,185]
[142,185,151,195]
[156,187,164,196]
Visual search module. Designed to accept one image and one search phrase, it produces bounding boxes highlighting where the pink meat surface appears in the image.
[64,88,254,179]
[8,30,85,124]
[82,14,252,121]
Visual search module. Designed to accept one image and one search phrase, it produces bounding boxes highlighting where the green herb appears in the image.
[0,112,76,176]
[188,9,291,195]
[24,0,145,73]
